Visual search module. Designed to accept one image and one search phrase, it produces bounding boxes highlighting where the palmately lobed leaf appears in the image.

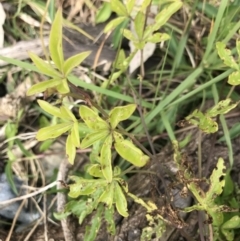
[37,100,62,118]
[206,158,226,202]
[87,164,104,178]
[36,122,72,140]
[114,182,128,217]
[98,182,114,208]
[28,52,62,78]
[114,138,149,167]
[66,134,76,164]
[60,105,77,121]
[79,105,109,130]
[100,134,113,182]
[49,8,64,72]
[27,79,61,96]
[63,51,91,76]
[81,130,110,149]
[71,122,80,148]
[56,78,70,94]
[109,104,136,129]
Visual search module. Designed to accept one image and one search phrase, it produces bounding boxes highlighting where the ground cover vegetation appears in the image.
[0,0,240,240]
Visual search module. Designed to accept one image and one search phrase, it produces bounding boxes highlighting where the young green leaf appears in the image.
[68,178,102,198]
[216,42,239,70]
[37,100,62,118]
[28,52,62,78]
[81,130,110,149]
[237,39,240,62]
[126,0,135,14]
[207,99,238,117]
[66,134,76,164]
[60,105,77,121]
[114,139,149,167]
[153,1,183,32]
[56,78,70,94]
[79,105,109,130]
[114,182,128,217]
[205,158,226,203]
[36,122,72,140]
[221,216,240,229]
[27,79,60,96]
[99,182,114,207]
[228,71,240,86]
[109,104,136,128]
[134,11,145,39]
[146,33,170,43]
[49,8,64,71]
[96,2,112,24]
[71,122,80,147]
[87,164,104,178]
[104,16,126,33]
[100,134,113,182]
[139,0,151,12]
[110,0,127,16]
[123,29,137,42]
[63,51,91,76]
[104,206,116,235]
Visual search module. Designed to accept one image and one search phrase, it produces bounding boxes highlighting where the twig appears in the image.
[6,200,27,241]
[57,158,76,241]
[0,181,57,206]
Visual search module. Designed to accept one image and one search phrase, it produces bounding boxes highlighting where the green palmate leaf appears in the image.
[63,51,91,76]
[114,182,128,217]
[28,52,62,78]
[87,164,104,178]
[222,216,240,229]
[37,100,62,118]
[221,229,234,241]
[109,70,122,83]
[104,16,126,33]
[114,49,126,70]
[96,2,112,24]
[205,158,226,203]
[104,206,116,235]
[126,0,135,14]
[110,0,127,16]
[56,78,70,94]
[207,99,238,117]
[134,11,145,39]
[49,8,64,71]
[146,32,170,43]
[153,1,182,32]
[216,42,239,70]
[27,79,60,96]
[66,134,76,164]
[84,204,103,241]
[237,39,240,62]
[208,209,224,227]
[228,71,240,86]
[109,104,136,128]
[99,182,114,207]
[79,105,109,130]
[71,122,80,147]
[81,130,110,149]
[60,105,77,121]
[139,0,151,12]
[114,139,149,167]
[100,134,113,182]
[186,110,218,133]
[69,179,97,198]
[36,122,72,140]
[123,29,137,42]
